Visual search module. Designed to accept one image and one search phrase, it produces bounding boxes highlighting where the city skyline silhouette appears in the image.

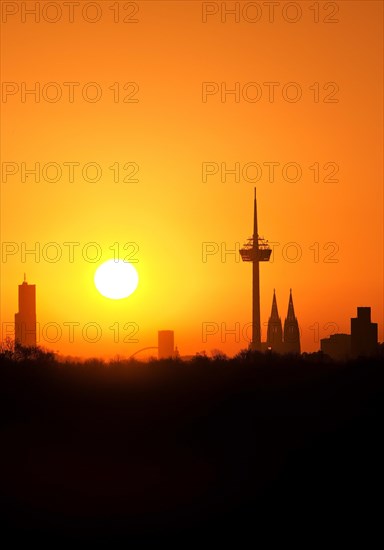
[5,187,381,360]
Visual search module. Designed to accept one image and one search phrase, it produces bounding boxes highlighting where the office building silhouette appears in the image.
[320,307,378,359]
[351,307,378,358]
[320,333,351,361]
[14,275,36,347]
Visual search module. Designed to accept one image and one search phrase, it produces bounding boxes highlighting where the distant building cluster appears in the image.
[321,307,378,360]
[239,189,380,359]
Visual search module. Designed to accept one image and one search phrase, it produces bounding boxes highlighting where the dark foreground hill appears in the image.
[0,352,383,544]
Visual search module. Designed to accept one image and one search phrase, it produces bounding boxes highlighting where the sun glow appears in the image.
[94,260,139,300]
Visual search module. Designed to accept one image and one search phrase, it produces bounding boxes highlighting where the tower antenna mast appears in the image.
[240,188,271,350]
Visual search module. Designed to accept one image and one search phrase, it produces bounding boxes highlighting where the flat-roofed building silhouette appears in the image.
[158,330,174,359]
[321,333,351,361]
[351,307,378,358]
[14,275,36,347]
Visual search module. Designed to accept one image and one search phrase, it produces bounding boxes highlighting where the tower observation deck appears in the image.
[240,188,271,350]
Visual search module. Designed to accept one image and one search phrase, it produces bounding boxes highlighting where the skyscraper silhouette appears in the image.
[14,275,36,347]
[267,289,283,352]
[283,289,300,354]
[351,307,378,357]
[240,189,271,350]
[320,307,378,360]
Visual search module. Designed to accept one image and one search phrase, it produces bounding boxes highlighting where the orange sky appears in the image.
[1,0,383,358]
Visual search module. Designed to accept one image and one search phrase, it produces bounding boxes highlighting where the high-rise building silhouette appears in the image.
[283,289,301,354]
[14,274,36,347]
[240,188,271,350]
[267,289,283,352]
[320,307,378,360]
[351,307,378,358]
[158,330,174,359]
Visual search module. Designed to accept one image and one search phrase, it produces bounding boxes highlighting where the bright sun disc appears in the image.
[94,259,139,300]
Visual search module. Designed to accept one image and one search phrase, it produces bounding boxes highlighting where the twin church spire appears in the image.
[267,289,300,354]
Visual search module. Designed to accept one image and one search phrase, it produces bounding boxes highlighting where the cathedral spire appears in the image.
[270,289,280,320]
[286,288,296,321]
[267,289,283,352]
[283,289,300,353]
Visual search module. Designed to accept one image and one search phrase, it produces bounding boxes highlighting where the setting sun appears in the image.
[94,259,139,300]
